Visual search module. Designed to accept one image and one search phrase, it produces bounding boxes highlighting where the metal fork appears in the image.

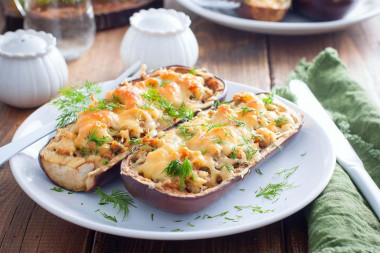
[0,61,142,167]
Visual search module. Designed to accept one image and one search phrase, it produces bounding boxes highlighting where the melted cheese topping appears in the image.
[130,91,302,194]
[41,68,218,170]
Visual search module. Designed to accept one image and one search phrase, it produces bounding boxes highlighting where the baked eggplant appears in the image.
[237,0,292,22]
[121,91,303,214]
[39,66,226,192]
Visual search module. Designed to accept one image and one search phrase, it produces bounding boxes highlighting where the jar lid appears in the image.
[0,29,56,58]
[130,8,191,35]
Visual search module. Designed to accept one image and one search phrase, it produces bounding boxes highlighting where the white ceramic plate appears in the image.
[176,0,380,35]
[10,80,335,240]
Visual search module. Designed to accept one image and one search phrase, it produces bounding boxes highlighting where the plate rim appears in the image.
[10,80,336,240]
[176,0,380,35]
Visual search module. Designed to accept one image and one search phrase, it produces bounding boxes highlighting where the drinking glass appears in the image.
[15,0,96,60]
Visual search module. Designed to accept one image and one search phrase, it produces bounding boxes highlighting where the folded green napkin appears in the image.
[275,48,380,253]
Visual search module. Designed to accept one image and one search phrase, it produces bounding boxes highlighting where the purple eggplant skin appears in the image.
[38,66,227,192]
[120,119,303,214]
[293,0,358,21]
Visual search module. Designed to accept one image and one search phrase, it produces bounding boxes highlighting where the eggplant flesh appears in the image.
[39,66,227,192]
[120,94,303,214]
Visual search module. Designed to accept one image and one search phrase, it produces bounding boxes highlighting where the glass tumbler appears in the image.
[15,0,96,60]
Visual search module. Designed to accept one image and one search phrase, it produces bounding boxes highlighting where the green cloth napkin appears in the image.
[275,48,380,253]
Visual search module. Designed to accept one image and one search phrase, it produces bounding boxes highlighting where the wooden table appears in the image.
[1,1,379,252]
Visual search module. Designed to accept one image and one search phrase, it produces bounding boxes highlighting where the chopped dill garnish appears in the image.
[151,213,154,221]
[234,205,274,213]
[188,67,198,75]
[174,219,183,222]
[187,222,195,227]
[159,80,171,87]
[51,187,64,192]
[225,217,235,221]
[219,164,234,172]
[68,191,74,194]
[163,157,196,190]
[211,100,229,109]
[276,165,299,179]
[211,136,227,145]
[256,168,263,175]
[128,138,142,145]
[95,187,136,219]
[262,93,274,105]
[100,212,117,222]
[301,152,307,157]
[162,116,172,126]
[203,214,213,219]
[256,182,298,200]
[275,116,288,127]
[52,81,101,128]
[85,95,124,112]
[194,216,201,220]
[204,122,227,132]
[229,147,238,159]
[240,136,256,160]
[171,228,183,232]
[87,127,110,147]
[272,198,280,204]
[142,145,157,151]
[201,150,207,155]
[239,188,245,191]
[177,125,197,141]
[241,106,254,117]
[229,117,246,127]
[213,211,229,217]
[142,87,193,121]
[272,143,283,152]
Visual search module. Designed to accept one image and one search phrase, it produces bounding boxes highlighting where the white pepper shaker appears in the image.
[0,29,68,108]
[120,8,199,70]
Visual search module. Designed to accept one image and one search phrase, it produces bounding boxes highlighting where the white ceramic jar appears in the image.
[120,8,199,70]
[0,29,68,108]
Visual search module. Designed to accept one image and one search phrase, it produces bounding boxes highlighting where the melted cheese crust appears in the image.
[41,68,217,172]
[130,91,302,194]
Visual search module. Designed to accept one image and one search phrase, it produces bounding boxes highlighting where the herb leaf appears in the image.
[100,212,117,222]
[52,81,101,128]
[262,93,274,105]
[256,182,298,200]
[95,187,136,219]
[241,106,254,117]
[163,157,195,190]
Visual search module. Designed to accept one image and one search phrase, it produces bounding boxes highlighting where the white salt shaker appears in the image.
[120,8,199,70]
[0,29,68,108]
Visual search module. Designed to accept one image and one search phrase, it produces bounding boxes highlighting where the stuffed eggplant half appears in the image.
[121,91,303,214]
[39,66,226,192]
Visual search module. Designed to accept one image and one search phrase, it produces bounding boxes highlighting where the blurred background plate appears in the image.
[176,0,380,35]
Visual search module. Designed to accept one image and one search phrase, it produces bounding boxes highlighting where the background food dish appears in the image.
[10,80,335,240]
[176,0,380,35]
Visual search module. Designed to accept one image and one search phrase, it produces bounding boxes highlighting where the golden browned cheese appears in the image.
[130,91,302,194]
[40,67,218,191]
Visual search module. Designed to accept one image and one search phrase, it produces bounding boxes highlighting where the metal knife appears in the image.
[289,79,380,220]
[0,61,141,167]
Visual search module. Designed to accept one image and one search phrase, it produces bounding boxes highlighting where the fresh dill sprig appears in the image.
[262,93,274,105]
[163,157,196,190]
[203,122,227,132]
[128,138,142,145]
[240,136,256,160]
[51,187,64,192]
[95,187,136,219]
[87,127,110,147]
[229,147,238,159]
[241,106,254,117]
[276,165,299,179]
[100,212,117,222]
[274,116,288,127]
[52,81,101,128]
[177,125,197,141]
[256,182,298,200]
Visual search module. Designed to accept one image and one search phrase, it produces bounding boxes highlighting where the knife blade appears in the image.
[289,79,380,220]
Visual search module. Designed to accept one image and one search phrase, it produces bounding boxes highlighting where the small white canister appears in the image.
[0,29,68,108]
[120,8,199,70]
